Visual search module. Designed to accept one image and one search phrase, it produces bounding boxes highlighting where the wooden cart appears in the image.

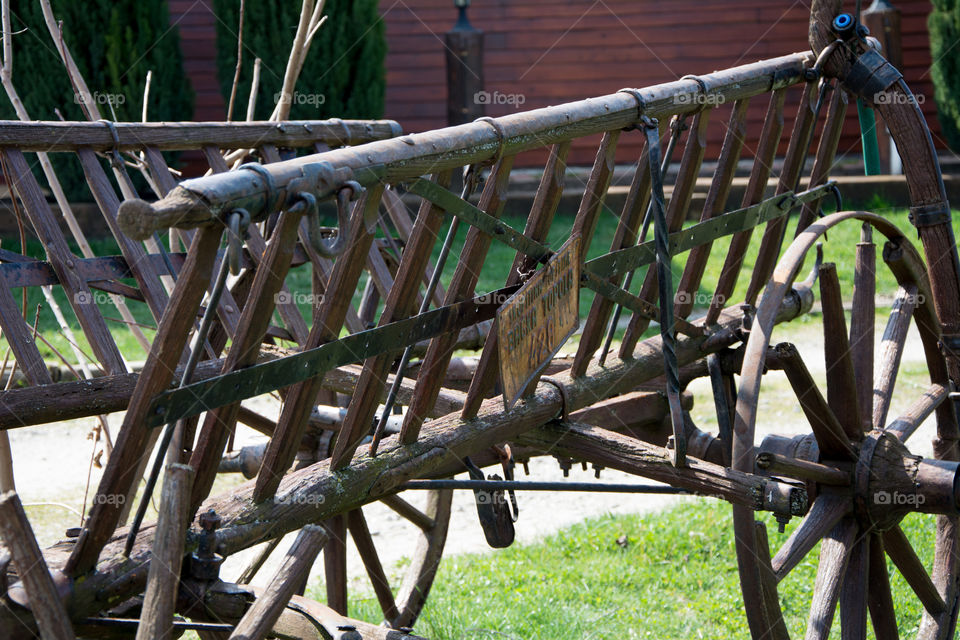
[0,1,958,638]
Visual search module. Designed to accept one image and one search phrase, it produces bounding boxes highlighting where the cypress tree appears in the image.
[930,0,960,151]
[213,0,386,121]
[0,1,193,200]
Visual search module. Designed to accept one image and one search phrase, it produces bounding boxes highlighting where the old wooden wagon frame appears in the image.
[0,1,958,638]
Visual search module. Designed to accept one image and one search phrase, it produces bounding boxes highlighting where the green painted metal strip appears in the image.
[406,178,553,262]
[580,270,701,337]
[585,183,835,277]
[144,285,519,427]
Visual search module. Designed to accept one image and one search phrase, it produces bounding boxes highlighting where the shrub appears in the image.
[0,1,194,201]
[213,0,386,121]
[930,0,960,151]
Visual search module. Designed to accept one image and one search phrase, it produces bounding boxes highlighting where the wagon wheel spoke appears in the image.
[839,533,869,640]
[884,383,947,443]
[772,492,850,581]
[380,493,435,531]
[867,533,900,640]
[819,263,862,440]
[805,520,857,640]
[347,508,400,622]
[872,284,917,430]
[324,514,348,615]
[775,343,856,461]
[881,525,947,616]
[849,224,875,432]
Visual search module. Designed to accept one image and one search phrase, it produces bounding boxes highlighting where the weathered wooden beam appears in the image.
[118,53,810,236]
[0,119,401,151]
[516,422,806,515]
[136,464,194,640]
[228,525,328,640]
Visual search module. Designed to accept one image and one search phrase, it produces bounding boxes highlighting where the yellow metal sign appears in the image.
[497,235,580,410]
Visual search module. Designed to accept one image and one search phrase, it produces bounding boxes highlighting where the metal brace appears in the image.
[464,457,516,549]
[908,203,952,229]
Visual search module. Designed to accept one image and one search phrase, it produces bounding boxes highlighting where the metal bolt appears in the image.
[775,513,790,534]
[198,509,221,558]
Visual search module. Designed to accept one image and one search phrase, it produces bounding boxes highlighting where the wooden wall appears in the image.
[169,1,944,167]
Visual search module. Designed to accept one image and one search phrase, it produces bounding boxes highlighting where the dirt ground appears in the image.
[5,311,937,597]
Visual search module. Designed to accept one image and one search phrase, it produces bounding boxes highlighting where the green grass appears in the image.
[322,500,935,639]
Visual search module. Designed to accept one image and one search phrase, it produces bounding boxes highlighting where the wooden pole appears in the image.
[0,491,74,640]
[228,525,328,640]
[136,464,195,640]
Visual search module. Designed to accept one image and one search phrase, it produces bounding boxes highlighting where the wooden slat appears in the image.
[253,188,386,499]
[704,88,787,326]
[0,491,74,640]
[382,188,447,307]
[201,146,309,345]
[77,147,172,324]
[0,273,52,386]
[317,172,454,476]
[873,285,917,430]
[135,464,194,640]
[674,99,751,318]
[324,516,348,615]
[188,205,316,511]
[3,148,126,375]
[462,141,571,418]
[398,155,516,444]
[795,87,849,233]
[67,225,223,576]
[849,225,876,432]
[570,130,654,377]
[744,81,819,304]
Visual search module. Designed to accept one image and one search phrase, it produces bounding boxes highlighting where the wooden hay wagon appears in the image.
[0,1,958,638]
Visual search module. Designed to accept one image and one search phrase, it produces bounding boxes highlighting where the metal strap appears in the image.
[642,118,686,467]
[144,285,521,427]
[586,183,836,278]
[475,116,507,167]
[909,203,952,228]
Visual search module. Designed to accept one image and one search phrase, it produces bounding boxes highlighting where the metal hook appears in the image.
[301,180,365,259]
[226,208,250,276]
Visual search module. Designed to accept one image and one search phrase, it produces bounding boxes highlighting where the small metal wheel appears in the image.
[731,211,960,639]
[321,489,452,629]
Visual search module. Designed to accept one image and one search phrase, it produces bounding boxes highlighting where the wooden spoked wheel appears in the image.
[731,211,960,639]
[320,489,452,629]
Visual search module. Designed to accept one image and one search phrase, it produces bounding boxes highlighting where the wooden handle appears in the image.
[117,188,216,240]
